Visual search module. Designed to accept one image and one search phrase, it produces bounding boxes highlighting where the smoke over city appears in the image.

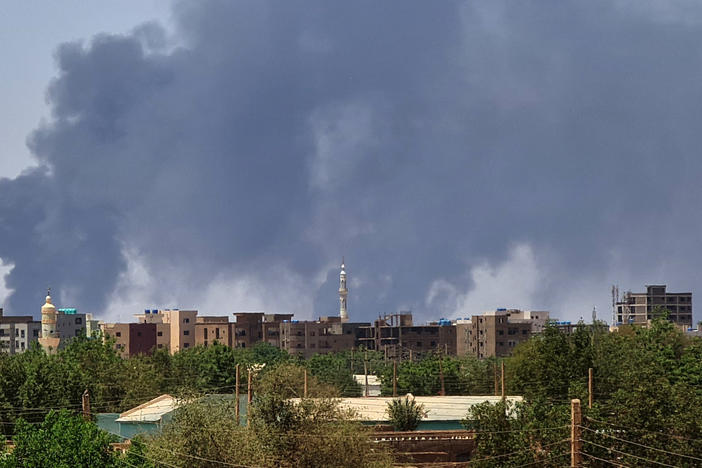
[2,0,702,322]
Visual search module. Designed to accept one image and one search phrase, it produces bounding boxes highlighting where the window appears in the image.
[184,318,190,324]
[498,342,504,346]
[20,330,25,338]
[75,318,82,325]
[204,340,208,347]
[157,344,163,349]
[204,328,208,339]
[416,341,422,347]
[430,341,436,347]
[183,343,190,348]
[215,328,220,339]
[522,330,528,335]
[33,330,39,337]
[498,330,504,336]
[116,332,121,337]
[137,331,142,337]
[183,330,190,336]
[157,331,163,337]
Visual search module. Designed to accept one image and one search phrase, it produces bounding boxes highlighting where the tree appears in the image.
[256,363,337,398]
[461,400,568,468]
[0,410,118,468]
[385,396,426,431]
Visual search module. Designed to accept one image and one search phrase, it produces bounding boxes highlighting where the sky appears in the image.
[1,0,702,325]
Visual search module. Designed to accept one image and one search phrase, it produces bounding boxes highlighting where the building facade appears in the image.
[615,285,692,327]
[134,309,196,353]
[101,322,158,358]
[457,309,549,359]
[356,313,458,358]
[195,316,232,347]
[0,308,41,354]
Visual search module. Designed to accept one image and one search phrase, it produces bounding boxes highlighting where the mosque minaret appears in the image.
[339,258,348,321]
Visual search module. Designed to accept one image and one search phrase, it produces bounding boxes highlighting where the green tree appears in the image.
[0,410,118,468]
[461,400,569,468]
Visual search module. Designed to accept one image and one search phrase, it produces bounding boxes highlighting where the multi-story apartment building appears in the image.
[101,322,157,358]
[196,316,232,347]
[261,313,295,347]
[134,309,196,353]
[279,316,367,358]
[615,285,692,327]
[0,308,41,354]
[457,309,549,359]
[356,313,458,357]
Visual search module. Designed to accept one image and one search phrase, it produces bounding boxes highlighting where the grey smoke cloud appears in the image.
[1,0,702,323]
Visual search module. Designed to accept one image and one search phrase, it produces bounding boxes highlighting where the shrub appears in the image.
[386,396,427,431]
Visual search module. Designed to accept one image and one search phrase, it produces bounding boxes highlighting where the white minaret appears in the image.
[339,258,348,321]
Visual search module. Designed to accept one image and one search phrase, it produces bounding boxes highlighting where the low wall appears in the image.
[371,430,475,463]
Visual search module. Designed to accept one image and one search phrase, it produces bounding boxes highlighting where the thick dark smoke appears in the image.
[2,0,702,322]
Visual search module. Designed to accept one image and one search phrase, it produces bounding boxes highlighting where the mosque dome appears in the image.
[41,292,56,314]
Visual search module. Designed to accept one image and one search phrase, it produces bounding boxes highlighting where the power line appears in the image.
[580,438,679,467]
[579,450,631,467]
[579,425,702,462]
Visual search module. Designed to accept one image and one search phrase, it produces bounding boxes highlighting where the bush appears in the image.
[386,396,427,431]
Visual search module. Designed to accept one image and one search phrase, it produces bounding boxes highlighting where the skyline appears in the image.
[2,1,702,325]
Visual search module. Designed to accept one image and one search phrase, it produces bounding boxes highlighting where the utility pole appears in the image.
[571,399,582,468]
[235,364,240,425]
[304,368,308,398]
[501,361,505,400]
[588,368,593,409]
[409,349,413,362]
[393,360,398,397]
[438,356,446,396]
[364,350,369,397]
[81,389,90,421]
[247,369,253,427]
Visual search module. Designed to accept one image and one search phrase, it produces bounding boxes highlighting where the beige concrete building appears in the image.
[457,309,549,359]
[196,316,231,347]
[0,308,41,354]
[134,309,196,353]
[616,285,692,327]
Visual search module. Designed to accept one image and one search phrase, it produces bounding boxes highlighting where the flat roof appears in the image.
[291,395,523,421]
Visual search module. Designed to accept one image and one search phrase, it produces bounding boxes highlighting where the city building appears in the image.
[0,308,41,354]
[615,285,692,327]
[357,313,458,358]
[196,315,232,347]
[456,309,550,359]
[134,309,196,353]
[279,316,367,358]
[101,322,157,358]
[38,292,88,353]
